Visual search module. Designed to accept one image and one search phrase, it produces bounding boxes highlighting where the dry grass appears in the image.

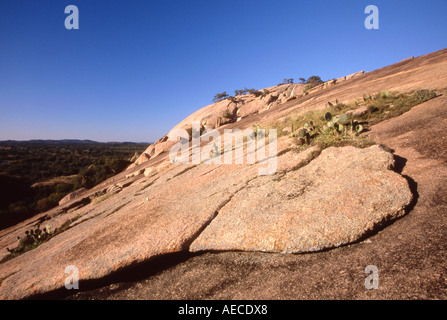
[266,89,438,150]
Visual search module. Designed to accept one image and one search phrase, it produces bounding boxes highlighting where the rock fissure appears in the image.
[2,48,447,299]
[183,175,263,250]
[190,145,413,254]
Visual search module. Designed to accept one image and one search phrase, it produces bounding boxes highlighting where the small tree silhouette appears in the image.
[212,91,229,102]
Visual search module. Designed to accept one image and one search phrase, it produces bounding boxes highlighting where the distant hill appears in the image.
[0,139,152,145]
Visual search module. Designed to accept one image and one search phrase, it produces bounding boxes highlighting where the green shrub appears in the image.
[281,78,294,84]
[222,108,234,120]
[251,90,263,97]
[359,89,438,125]
[212,91,229,102]
[411,89,437,104]
[261,89,270,98]
[36,198,58,212]
[234,88,257,96]
[305,76,323,87]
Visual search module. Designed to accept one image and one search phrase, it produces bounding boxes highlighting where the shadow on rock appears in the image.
[353,155,419,245]
[28,251,203,300]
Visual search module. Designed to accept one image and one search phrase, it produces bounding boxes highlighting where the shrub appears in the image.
[212,92,229,102]
[281,78,294,84]
[186,125,206,141]
[305,76,323,88]
[411,89,437,104]
[306,76,322,84]
[36,198,58,212]
[234,88,257,96]
[251,90,263,97]
[222,108,234,120]
[359,89,438,125]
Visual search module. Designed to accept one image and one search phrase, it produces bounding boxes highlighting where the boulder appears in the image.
[400,57,414,63]
[125,169,144,179]
[58,188,88,206]
[237,99,268,118]
[154,141,179,158]
[166,99,233,139]
[324,79,336,88]
[144,167,155,177]
[129,152,140,163]
[134,148,153,165]
[307,84,324,94]
[159,135,169,142]
[204,116,223,129]
[106,184,122,194]
[190,145,412,253]
[265,94,278,105]
[288,84,304,97]
[346,70,365,80]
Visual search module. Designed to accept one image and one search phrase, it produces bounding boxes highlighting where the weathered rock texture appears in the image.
[190,146,412,253]
[71,91,447,301]
[0,48,446,300]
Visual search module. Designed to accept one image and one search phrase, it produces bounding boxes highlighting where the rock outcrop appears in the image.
[58,188,88,206]
[1,48,447,299]
[0,142,413,299]
[190,146,412,253]
[128,69,368,169]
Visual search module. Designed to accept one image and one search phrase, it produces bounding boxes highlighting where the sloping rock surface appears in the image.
[1,48,446,300]
[190,146,412,253]
[58,188,88,206]
[0,138,308,299]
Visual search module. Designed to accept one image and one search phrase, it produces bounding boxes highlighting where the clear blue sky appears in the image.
[1,0,446,142]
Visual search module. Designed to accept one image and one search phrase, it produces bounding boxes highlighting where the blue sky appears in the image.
[1,0,446,142]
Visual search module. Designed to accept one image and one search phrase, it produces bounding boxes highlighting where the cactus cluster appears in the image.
[290,111,366,147]
[325,99,347,111]
[5,226,53,255]
[363,91,392,102]
[325,112,364,135]
[293,121,320,145]
[381,90,391,98]
[252,124,266,139]
[325,100,339,108]
[285,88,437,148]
